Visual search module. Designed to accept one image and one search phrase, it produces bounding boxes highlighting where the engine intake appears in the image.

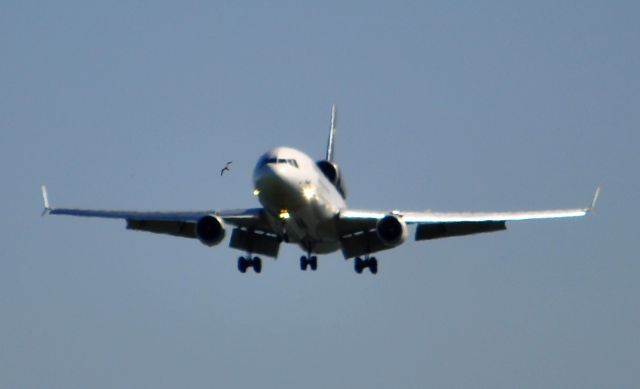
[376,215,408,246]
[196,215,226,246]
[316,160,347,198]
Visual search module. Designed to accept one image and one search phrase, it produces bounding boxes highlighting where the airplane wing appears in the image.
[338,187,600,247]
[40,186,274,239]
[340,205,592,224]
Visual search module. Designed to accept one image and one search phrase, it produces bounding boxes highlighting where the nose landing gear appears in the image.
[300,255,318,271]
[300,241,318,271]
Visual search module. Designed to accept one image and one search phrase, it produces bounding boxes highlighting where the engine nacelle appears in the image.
[376,215,408,247]
[196,215,226,247]
[316,160,347,198]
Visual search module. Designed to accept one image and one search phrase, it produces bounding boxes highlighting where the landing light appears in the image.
[278,209,290,220]
[302,186,316,200]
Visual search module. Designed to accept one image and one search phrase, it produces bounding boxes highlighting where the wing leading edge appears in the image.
[342,206,591,223]
[339,187,600,239]
[41,186,272,236]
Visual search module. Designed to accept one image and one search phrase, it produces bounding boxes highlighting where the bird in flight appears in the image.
[220,161,232,176]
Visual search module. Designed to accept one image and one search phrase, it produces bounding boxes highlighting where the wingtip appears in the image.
[589,186,601,212]
[41,185,51,215]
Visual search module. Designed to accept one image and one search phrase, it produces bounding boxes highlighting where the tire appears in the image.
[238,257,247,273]
[369,257,378,274]
[310,256,318,271]
[354,257,363,274]
[253,257,262,274]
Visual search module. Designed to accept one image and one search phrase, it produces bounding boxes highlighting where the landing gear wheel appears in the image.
[309,256,318,271]
[238,256,248,273]
[253,256,262,273]
[300,256,308,271]
[369,257,378,274]
[354,257,364,274]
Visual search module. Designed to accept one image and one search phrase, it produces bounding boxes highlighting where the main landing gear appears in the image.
[354,256,378,274]
[300,255,318,271]
[238,256,262,273]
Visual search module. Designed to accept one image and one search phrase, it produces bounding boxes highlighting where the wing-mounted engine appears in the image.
[339,214,408,258]
[196,215,226,246]
[316,160,347,199]
[376,215,408,246]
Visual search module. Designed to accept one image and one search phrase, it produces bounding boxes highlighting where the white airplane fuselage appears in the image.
[253,147,346,254]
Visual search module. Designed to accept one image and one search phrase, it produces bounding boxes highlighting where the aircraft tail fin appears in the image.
[325,104,337,162]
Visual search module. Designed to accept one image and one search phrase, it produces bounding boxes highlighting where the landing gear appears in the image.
[254,257,262,273]
[238,256,262,273]
[300,256,318,271]
[300,241,318,271]
[369,257,378,274]
[354,256,378,274]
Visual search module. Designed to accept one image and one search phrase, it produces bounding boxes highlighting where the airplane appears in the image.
[41,105,600,274]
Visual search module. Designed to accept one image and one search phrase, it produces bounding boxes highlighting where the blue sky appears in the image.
[1,1,638,388]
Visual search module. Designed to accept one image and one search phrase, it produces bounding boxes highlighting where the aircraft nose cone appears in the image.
[253,164,279,187]
[253,164,302,212]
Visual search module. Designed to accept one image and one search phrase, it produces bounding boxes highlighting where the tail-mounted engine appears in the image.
[376,215,408,247]
[316,160,347,198]
[196,215,226,246]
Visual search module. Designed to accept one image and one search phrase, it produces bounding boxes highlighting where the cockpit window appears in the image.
[258,157,298,168]
[256,156,269,168]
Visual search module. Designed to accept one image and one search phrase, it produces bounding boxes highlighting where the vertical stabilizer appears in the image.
[325,104,337,162]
